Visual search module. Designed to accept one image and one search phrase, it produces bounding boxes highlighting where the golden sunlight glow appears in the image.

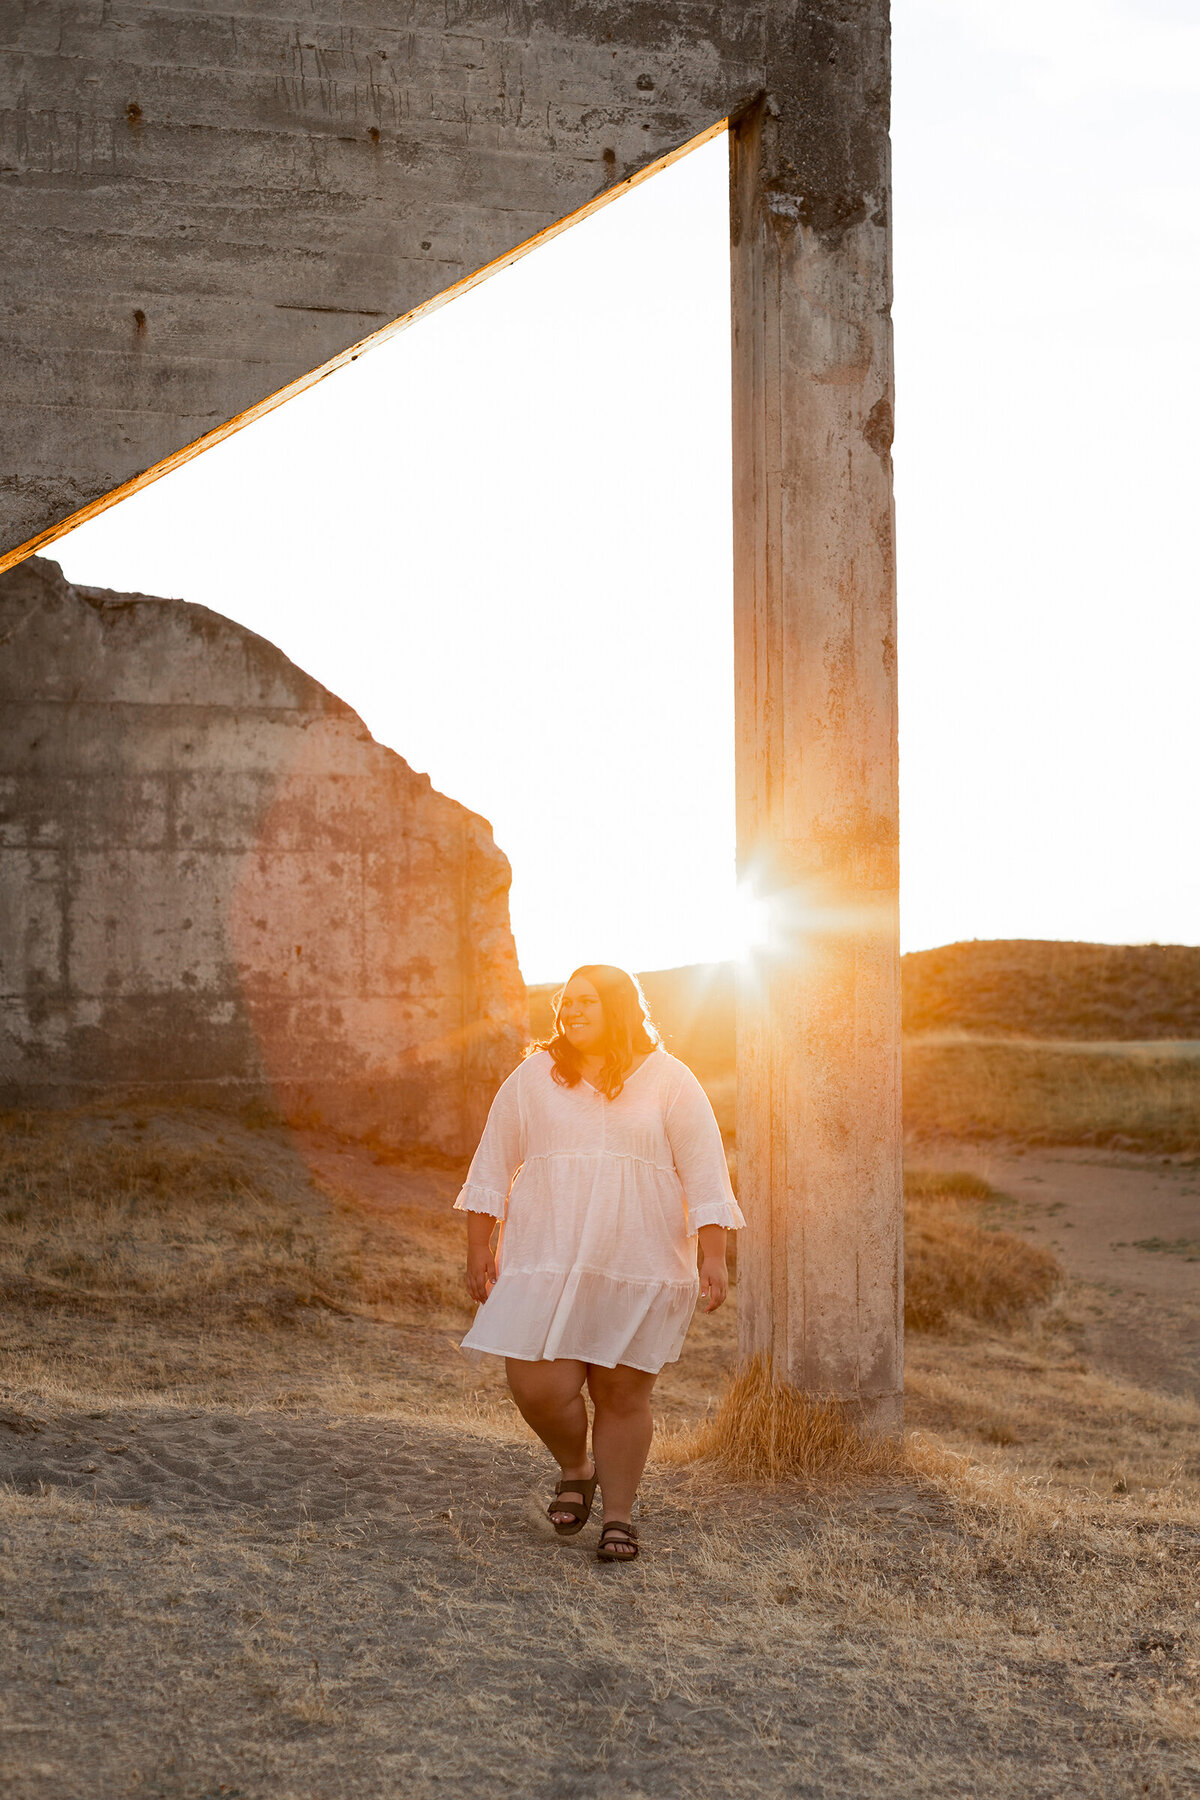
[727,869,896,979]
[731,881,775,962]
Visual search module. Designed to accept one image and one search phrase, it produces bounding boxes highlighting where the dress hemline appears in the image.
[457,1339,679,1376]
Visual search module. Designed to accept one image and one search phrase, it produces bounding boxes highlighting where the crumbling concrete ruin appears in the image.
[0,557,527,1157]
[2,2,902,1421]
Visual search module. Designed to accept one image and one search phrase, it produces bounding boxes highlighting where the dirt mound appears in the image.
[0,1108,470,1334]
[903,1189,1061,1334]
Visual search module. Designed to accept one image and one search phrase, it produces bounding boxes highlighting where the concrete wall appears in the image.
[0,556,528,1156]
[1,1,770,563]
[1,1,903,1417]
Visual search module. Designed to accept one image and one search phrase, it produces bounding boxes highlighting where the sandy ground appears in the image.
[910,1141,1200,1401]
[3,1394,1195,1800]
[2,1123,1198,1798]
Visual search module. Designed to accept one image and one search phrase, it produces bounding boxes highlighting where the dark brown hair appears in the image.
[530,964,661,1100]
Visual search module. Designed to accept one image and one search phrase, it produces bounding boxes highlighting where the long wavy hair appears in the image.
[531,964,661,1100]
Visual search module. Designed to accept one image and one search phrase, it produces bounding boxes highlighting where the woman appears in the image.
[455,964,745,1563]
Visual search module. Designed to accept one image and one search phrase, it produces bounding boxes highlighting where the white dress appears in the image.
[454,1047,746,1373]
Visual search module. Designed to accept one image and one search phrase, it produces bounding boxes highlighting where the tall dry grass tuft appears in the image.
[661,1354,909,1484]
[903,1167,1062,1334]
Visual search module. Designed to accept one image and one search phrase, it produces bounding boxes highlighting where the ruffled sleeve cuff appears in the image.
[687,1196,747,1234]
[452,1182,509,1219]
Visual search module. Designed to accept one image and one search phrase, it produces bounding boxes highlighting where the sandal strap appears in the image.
[598,1521,638,1542]
[548,1474,597,1523]
[547,1497,589,1521]
[554,1475,597,1497]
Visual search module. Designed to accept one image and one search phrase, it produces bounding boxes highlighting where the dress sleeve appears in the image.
[453,1064,524,1218]
[663,1063,747,1235]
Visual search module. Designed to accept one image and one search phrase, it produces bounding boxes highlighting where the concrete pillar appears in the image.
[729,10,902,1431]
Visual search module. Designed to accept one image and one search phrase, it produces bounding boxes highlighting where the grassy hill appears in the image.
[902,939,1200,1040]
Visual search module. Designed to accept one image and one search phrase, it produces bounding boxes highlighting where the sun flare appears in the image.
[731,881,775,962]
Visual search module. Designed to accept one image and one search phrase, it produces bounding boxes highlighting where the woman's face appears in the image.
[559,977,606,1054]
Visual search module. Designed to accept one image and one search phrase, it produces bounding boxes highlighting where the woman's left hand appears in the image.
[699,1255,728,1312]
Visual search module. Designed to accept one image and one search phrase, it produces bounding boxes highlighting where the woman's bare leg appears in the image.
[505,1357,593,1525]
[587,1363,657,1554]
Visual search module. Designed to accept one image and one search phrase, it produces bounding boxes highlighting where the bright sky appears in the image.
[51,0,1200,985]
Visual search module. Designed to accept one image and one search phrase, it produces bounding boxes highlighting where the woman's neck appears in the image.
[580,1045,649,1076]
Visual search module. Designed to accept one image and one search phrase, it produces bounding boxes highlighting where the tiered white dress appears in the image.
[454,1047,746,1373]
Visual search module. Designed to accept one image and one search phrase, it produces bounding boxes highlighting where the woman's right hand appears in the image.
[466,1245,498,1304]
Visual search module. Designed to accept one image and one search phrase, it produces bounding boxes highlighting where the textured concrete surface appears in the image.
[729,67,901,1427]
[0,557,527,1156]
[1,0,769,562]
[1,1,902,1411]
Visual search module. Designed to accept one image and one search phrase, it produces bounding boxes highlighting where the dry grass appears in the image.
[902,1037,1200,1152]
[661,1354,910,1483]
[0,1107,469,1330]
[2,1105,1199,1799]
[903,1168,995,1203]
[532,942,1200,1070]
[903,1168,1062,1334]
[664,1180,1062,1484]
[901,938,1200,1039]
[0,1106,478,1416]
[696,1041,1200,1158]
[3,1448,1196,1800]
[906,1329,1200,1491]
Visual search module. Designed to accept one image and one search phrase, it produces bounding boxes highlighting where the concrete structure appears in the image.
[0,556,527,1157]
[0,3,901,1423]
[731,89,901,1430]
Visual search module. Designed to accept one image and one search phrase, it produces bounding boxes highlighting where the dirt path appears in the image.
[912,1141,1200,1400]
[2,1401,1194,1800]
[292,1127,463,1217]
[2,1117,1198,1798]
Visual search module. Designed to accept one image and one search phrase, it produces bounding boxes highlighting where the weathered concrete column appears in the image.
[730,9,902,1430]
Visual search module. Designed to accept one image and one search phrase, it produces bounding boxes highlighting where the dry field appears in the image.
[903,1037,1200,1154]
[693,1040,1200,1160]
[1,1104,1198,1800]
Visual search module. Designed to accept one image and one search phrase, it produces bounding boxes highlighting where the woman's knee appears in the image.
[506,1357,586,1417]
[589,1366,656,1419]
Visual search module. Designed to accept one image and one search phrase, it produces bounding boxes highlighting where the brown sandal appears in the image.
[597,1521,639,1562]
[547,1474,598,1537]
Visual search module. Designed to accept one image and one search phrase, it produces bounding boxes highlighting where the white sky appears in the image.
[51,0,1200,984]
